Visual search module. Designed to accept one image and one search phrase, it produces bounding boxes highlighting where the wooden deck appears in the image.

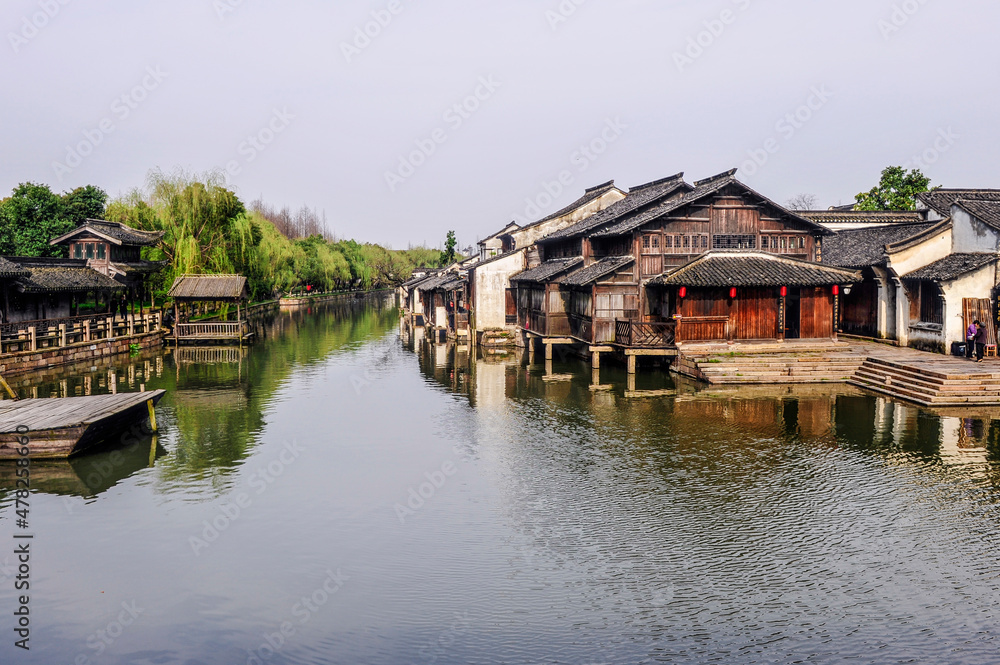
[0,390,165,459]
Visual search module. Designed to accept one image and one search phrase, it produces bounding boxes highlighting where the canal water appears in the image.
[2,297,1000,664]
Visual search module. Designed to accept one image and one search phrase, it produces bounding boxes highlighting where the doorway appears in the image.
[785,288,801,339]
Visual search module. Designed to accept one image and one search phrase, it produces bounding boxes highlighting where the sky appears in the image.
[2,0,999,250]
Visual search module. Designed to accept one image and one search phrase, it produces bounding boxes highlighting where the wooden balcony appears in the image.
[615,320,677,348]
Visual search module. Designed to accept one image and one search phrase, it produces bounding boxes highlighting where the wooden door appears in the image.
[733,288,779,339]
[800,287,833,338]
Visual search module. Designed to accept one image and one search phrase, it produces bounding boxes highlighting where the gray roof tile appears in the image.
[651,251,860,287]
[903,253,998,282]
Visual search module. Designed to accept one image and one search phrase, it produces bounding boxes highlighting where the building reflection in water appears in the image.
[402,320,1000,487]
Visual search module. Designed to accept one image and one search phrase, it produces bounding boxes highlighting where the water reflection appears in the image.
[0,295,400,500]
[410,328,1000,491]
[2,300,1000,665]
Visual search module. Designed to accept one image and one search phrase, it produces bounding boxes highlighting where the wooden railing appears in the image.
[175,321,248,338]
[0,312,162,355]
[676,316,730,342]
[615,320,677,348]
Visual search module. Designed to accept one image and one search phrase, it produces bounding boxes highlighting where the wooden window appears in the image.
[683,236,691,249]
[73,243,82,259]
[674,235,683,249]
[97,244,106,259]
[919,282,942,324]
[799,237,805,249]
[700,235,709,249]
[713,235,757,250]
[86,243,94,259]
[664,236,673,249]
[641,234,662,254]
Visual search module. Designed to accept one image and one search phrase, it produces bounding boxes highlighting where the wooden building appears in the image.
[49,219,166,307]
[3,257,125,324]
[516,170,856,350]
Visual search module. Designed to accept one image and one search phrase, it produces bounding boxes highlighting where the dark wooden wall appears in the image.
[840,279,877,337]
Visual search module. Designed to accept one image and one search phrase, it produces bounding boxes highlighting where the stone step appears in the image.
[855,361,1000,389]
[852,367,946,395]
[864,355,1000,382]
[850,375,1000,404]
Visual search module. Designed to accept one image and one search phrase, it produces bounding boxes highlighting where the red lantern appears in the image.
[780,286,787,297]
[729,287,737,299]
[832,285,839,296]
[306,284,312,292]
[678,287,687,299]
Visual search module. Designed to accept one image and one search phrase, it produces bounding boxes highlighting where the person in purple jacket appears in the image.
[967,320,978,358]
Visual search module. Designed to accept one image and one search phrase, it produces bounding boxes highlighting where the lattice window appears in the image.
[713,235,757,250]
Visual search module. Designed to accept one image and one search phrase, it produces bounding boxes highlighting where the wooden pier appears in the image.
[0,390,165,459]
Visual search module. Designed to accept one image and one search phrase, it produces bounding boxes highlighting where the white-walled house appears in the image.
[466,181,626,336]
[823,191,1000,353]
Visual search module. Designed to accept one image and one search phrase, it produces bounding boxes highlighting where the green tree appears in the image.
[62,185,108,226]
[440,230,457,266]
[854,166,931,211]
[0,182,73,256]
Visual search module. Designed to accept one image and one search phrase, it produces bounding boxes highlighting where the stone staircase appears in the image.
[849,357,1000,406]
[681,350,866,385]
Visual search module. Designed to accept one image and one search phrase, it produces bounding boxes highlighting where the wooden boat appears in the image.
[0,390,165,459]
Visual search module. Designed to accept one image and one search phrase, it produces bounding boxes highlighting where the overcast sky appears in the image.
[3,0,998,249]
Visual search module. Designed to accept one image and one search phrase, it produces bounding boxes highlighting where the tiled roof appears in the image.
[509,258,583,284]
[903,253,998,282]
[50,219,164,247]
[542,173,691,242]
[9,257,125,293]
[414,272,457,292]
[110,261,169,275]
[590,171,831,239]
[590,174,736,238]
[822,222,940,267]
[520,180,622,230]
[954,199,1000,231]
[799,210,927,225]
[917,189,1000,217]
[650,251,860,287]
[558,255,634,287]
[168,274,249,300]
[0,257,29,279]
[430,274,466,292]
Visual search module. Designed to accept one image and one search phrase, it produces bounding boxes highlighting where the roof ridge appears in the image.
[693,168,738,187]
[628,172,684,192]
[584,179,616,193]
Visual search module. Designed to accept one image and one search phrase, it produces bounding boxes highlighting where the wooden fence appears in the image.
[0,312,162,355]
[615,320,677,348]
[175,320,250,339]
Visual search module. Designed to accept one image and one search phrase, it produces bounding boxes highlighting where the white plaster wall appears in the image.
[510,189,625,249]
[941,263,998,348]
[471,250,525,329]
[950,208,1000,254]
[886,226,952,276]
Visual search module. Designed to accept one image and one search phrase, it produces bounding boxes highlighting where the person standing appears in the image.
[967,319,979,358]
[973,319,988,362]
